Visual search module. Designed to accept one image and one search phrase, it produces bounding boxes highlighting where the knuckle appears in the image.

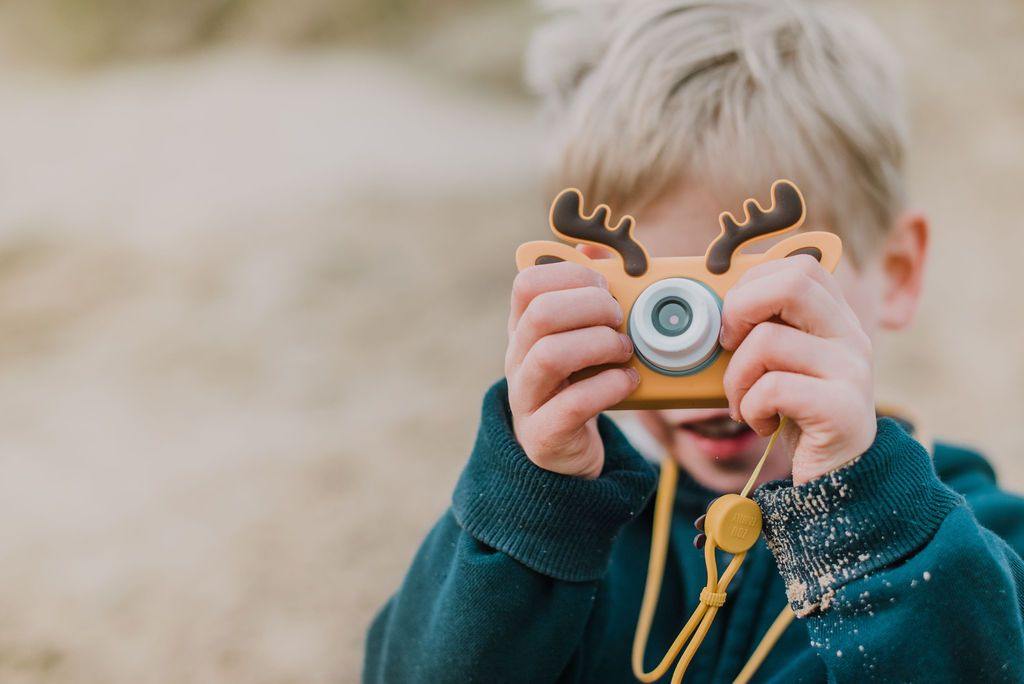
[722,366,740,397]
[739,390,760,420]
[530,340,560,375]
[512,269,537,301]
[759,372,783,400]
[583,285,618,312]
[719,297,742,335]
[558,260,588,277]
[576,288,622,326]
[723,354,751,394]
[791,252,824,275]
[741,260,773,283]
[747,321,779,349]
[719,296,735,324]
[577,263,608,288]
[560,261,605,287]
[560,399,590,426]
[735,324,776,365]
[513,266,536,290]
[579,285,608,305]
[523,294,556,332]
[779,270,811,301]
[723,352,747,390]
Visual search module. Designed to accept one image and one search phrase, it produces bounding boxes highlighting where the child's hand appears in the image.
[506,261,639,480]
[721,255,877,485]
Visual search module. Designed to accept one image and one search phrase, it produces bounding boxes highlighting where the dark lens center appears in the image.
[652,297,692,337]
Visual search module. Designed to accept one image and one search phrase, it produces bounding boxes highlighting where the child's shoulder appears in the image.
[933,440,998,491]
[933,439,1024,550]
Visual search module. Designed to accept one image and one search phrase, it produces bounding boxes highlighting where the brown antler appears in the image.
[549,189,649,277]
[705,180,806,275]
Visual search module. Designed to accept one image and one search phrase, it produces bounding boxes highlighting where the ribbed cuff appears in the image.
[753,418,963,616]
[452,380,657,582]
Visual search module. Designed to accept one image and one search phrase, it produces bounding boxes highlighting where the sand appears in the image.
[0,1,1020,681]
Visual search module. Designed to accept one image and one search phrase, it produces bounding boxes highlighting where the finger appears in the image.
[736,254,840,297]
[720,268,852,350]
[733,254,861,329]
[723,322,845,419]
[739,371,842,436]
[513,326,633,414]
[506,286,622,370]
[509,261,607,335]
[528,366,640,446]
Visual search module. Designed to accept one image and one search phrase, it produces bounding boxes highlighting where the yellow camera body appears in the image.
[515,180,842,409]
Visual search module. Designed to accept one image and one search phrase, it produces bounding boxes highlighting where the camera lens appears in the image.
[652,297,692,337]
[628,278,721,375]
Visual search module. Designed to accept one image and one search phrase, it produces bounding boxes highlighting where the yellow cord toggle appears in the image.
[631,418,794,684]
[699,588,727,607]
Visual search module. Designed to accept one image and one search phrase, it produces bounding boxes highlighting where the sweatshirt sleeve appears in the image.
[363,380,657,683]
[754,418,1024,682]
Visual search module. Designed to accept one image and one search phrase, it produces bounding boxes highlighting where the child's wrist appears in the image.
[451,380,657,581]
[790,412,878,485]
[754,418,960,615]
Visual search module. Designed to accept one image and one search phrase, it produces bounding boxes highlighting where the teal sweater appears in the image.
[365,381,1024,682]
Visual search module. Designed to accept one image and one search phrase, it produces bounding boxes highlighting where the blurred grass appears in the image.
[0,0,519,67]
[0,1,1019,681]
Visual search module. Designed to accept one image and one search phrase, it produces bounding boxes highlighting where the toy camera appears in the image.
[515,180,842,409]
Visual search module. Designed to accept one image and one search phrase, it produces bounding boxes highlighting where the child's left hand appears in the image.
[720,255,877,485]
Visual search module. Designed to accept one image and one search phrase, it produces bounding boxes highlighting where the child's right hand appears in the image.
[505,261,640,480]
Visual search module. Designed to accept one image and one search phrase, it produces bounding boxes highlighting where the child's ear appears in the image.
[878,210,929,330]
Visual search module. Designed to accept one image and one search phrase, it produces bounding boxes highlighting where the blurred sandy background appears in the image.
[0,0,1020,682]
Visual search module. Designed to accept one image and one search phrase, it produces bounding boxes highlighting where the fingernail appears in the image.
[624,367,640,384]
[619,334,633,355]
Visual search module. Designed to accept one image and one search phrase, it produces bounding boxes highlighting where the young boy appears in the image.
[364,1,1024,681]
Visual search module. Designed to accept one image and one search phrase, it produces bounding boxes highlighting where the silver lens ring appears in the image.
[628,278,721,375]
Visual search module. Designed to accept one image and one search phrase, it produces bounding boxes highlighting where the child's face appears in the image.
[608,179,926,492]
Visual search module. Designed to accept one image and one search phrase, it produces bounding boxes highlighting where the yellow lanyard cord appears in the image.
[739,418,787,499]
[631,418,793,683]
[733,605,795,684]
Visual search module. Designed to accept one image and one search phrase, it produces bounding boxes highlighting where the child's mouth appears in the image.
[677,415,759,460]
[681,415,751,439]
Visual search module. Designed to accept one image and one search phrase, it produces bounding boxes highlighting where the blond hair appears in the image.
[525,0,907,262]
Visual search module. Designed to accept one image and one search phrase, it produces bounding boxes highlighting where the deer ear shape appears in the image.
[763,232,843,274]
[515,241,596,272]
